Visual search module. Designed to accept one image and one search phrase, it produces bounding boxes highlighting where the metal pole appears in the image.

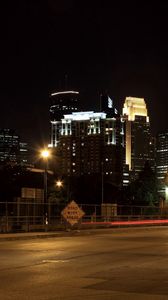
[5,201,9,233]
[101,161,104,204]
[44,160,48,226]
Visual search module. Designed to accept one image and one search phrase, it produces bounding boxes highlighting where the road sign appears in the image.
[61,200,85,226]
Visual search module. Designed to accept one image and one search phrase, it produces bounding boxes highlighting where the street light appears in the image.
[56,180,63,188]
[41,150,50,159]
[41,149,50,225]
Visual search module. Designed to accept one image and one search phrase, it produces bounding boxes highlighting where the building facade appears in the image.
[0,129,20,165]
[58,109,124,187]
[100,93,118,117]
[156,132,168,198]
[0,129,31,167]
[19,142,31,166]
[122,97,154,180]
[49,90,80,147]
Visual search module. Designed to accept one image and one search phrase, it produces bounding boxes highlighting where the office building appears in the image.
[122,97,154,180]
[58,107,124,187]
[100,93,129,186]
[100,93,118,117]
[156,132,168,198]
[49,90,80,147]
[0,129,20,165]
[19,142,32,166]
[0,129,32,167]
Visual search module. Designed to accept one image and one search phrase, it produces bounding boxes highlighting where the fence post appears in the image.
[5,201,9,233]
[95,205,97,222]
[27,202,30,232]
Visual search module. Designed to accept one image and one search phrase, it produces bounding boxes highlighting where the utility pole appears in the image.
[101,161,104,204]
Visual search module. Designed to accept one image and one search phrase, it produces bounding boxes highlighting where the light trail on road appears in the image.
[82,219,168,226]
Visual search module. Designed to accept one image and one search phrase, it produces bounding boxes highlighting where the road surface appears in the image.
[0,227,168,299]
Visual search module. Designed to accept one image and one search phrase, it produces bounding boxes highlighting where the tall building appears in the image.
[58,108,124,187]
[19,142,32,167]
[100,93,118,117]
[0,129,20,165]
[100,93,129,186]
[122,97,154,180]
[156,132,168,198]
[49,90,80,147]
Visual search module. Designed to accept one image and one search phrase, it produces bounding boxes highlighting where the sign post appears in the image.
[61,200,85,227]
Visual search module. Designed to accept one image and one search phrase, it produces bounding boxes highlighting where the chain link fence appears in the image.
[0,201,168,233]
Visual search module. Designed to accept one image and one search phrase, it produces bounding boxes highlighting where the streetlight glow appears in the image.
[41,149,50,159]
[56,180,63,188]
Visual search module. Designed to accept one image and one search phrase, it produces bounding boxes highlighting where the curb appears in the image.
[0,225,168,241]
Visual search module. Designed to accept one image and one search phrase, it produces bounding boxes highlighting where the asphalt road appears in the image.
[0,227,168,300]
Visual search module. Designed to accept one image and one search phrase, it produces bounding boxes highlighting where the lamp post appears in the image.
[41,149,50,225]
[101,161,104,204]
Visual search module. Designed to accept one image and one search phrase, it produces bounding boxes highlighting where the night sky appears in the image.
[1,1,168,146]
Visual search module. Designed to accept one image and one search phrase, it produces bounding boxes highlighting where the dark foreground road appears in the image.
[0,227,168,300]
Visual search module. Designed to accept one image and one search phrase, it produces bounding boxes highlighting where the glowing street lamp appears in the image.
[41,150,50,159]
[56,180,63,188]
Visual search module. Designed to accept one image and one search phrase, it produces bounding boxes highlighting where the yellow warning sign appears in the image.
[61,200,85,226]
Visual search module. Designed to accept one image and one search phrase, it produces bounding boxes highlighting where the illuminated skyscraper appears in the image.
[0,129,20,164]
[0,129,31,166]
[58,110,124,187]
[100,93,118,117]
[156,132,168,197]
[49,90,79,147]
[122,97,154,180]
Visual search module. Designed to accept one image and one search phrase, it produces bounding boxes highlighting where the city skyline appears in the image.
[0,1,168,145]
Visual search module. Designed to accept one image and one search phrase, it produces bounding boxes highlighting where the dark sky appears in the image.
[0,1,168,146]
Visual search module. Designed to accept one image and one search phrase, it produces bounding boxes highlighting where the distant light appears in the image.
[56,180,63,188]
[41,149,50,158]
[51,91,79,96]
[48,144,53,148]
[166,187,168,197]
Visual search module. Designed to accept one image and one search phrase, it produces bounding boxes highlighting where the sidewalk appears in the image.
[0,225,168,241]
[0,230,84,241]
